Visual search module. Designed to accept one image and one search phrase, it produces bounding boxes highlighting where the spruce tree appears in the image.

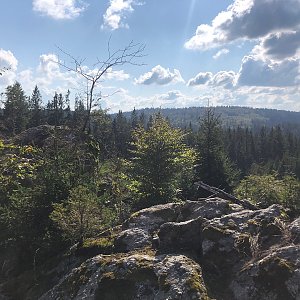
[3,82,29,135]
[196,107,237,192]
[28,85,43,127]
[130,114,196,208]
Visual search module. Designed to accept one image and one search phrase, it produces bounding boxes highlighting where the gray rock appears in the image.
[124,203,181,232]
[230,245,300,300]
[208,204,284,233]
[114,228,151,252]
[180,198,231,221]
[40,253,211,300]
[158,217,203,254]
[290,217,300,244]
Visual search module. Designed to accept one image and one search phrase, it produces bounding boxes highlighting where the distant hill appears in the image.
[120,106,300,133]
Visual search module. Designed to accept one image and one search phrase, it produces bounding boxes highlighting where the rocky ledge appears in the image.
[1,198,300,299]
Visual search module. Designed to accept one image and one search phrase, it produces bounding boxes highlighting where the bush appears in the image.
[234,173,300,209]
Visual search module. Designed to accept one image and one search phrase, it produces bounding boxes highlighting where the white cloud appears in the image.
[188,54,299,89]
[100,84,300,113]
[187,72,212,86]
[0,49,18,86]
[158,90,184,101]
[135,65,184,85]
[185,0,300,54]
[187,71,235,89]
[213,48,229,60]
[33,0,86,20]
[187,72,213,86]
[103,68,130,81]
[253,31,300,61]
[236,55,300,87]
[102,0,143,30]
[209,71,236,89]
[101,88,211,112]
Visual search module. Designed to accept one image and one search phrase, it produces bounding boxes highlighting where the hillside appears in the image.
[120,106,300,132]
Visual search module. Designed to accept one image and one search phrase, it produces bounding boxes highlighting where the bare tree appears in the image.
[56,40,145,133]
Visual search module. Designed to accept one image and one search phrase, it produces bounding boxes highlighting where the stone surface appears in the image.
[114,228,151,252]
[158,217,203,254]
[2,197,300,300]
[123,203,181,232]
[230,245,300,300]
[180,198,232,221]
[40,253,211,300]
[290,217,300,244]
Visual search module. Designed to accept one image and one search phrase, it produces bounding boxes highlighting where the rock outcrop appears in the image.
[1,197,299,299]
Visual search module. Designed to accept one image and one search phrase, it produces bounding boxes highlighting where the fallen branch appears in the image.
[195,181,258,210]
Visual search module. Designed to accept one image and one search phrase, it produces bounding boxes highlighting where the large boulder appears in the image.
[290,217,300,244]
[230,245,300,300]
[123,203,181,233]
[158,217,203,255]
[40,253,211,300]
[114,228,151,253]
[11,125,54,147]
[180,198,234,221]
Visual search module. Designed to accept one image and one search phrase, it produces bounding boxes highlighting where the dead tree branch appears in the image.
[55,40,146,133]
[195,181,258,210]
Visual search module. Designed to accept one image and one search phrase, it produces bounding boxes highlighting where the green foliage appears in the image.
[0,141,49,251]
[129,114,196,207]
[28,85,43,127]
[50,185,109,243]
[196,108,238,191]
[3,82,29,135]
[96,158,133,222]
[0,140,42,205]
[234,173,300,209]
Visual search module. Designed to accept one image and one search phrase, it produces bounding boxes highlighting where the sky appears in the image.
[0,0,300,112]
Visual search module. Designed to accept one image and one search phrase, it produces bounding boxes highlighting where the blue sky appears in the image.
[0,0,299,112]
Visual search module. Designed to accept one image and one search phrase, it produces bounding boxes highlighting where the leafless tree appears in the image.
[56,40,145,133]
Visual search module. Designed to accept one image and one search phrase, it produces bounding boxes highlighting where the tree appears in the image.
[28,85,43,127]
[56,40,145,133]
[3,82,29,135]
[195,107,238,192]
[234,173,300,209]
[112,110,131,157]
[129,114,196,208]
[50,185,104,243]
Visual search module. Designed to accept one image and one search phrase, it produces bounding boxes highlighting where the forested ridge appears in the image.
[120,106,300,133]
[0,82,300,299]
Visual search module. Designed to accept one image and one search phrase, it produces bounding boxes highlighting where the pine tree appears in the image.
[195,107,237,192]
[28,85,43,127]
[112,110,131,157]
[3,82,29,135]
[130,107,138,129]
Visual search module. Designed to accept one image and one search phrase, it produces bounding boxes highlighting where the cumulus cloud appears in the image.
[236,55,300,87]
[38,54,60,77]
[185,0,300,56]
[158,90,184,101]
[209,71,236,89]
[103,68,130,81]
[102,0,143,30]
[213,48,229,60]
[135,65,184,85]
[0,49,18,86]
[33,0,86,20]
[189,55,299,89]
[253,31,300,61]
[187,71,235,89]
[187,72,212,86]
